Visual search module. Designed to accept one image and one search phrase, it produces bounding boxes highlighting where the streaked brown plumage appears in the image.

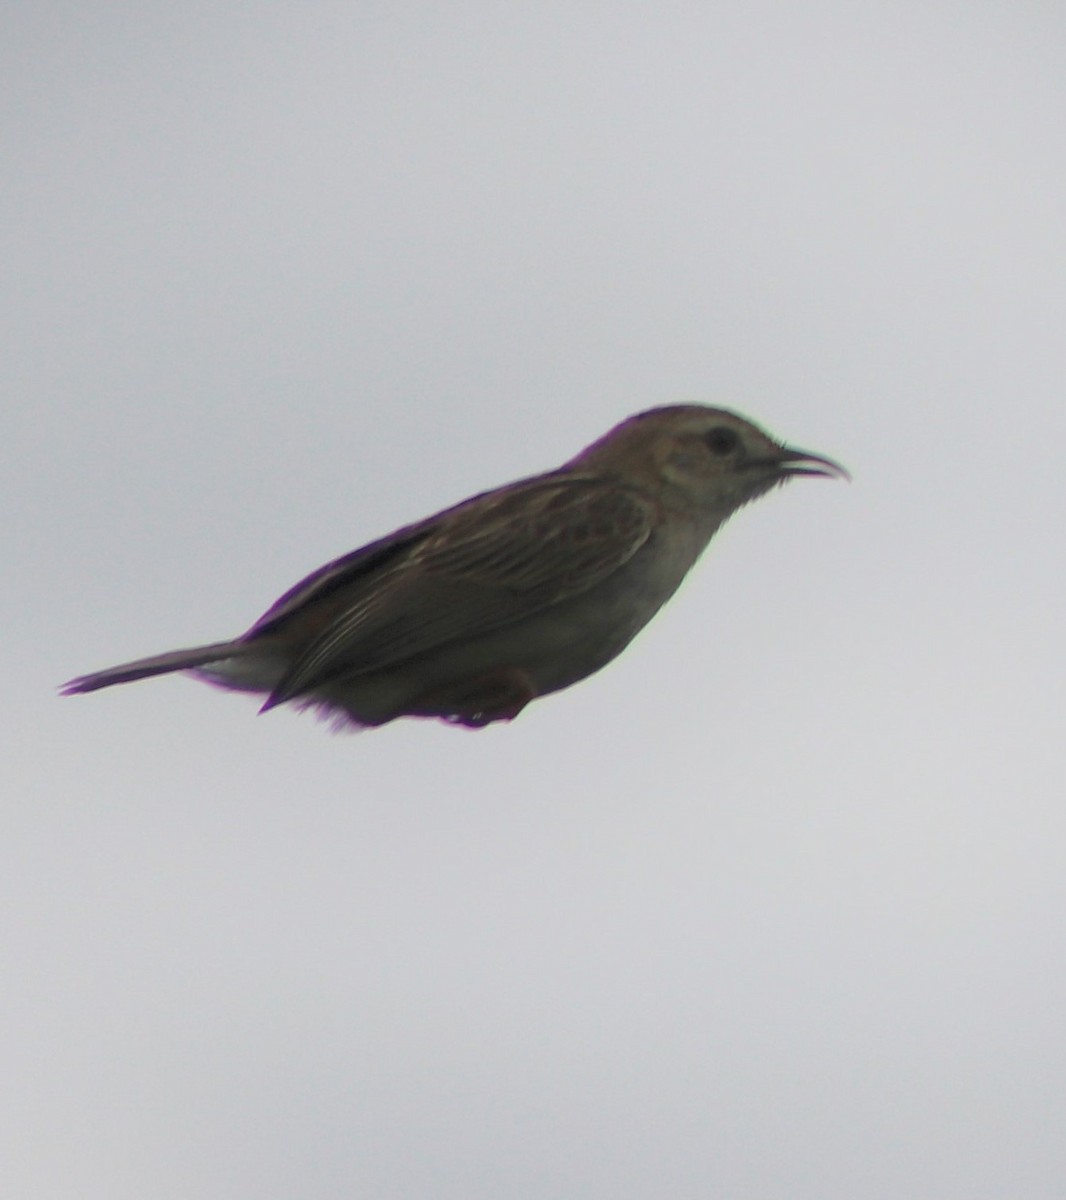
[62,405,847,728]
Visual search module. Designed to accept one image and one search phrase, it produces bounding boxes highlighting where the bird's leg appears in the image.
[408,667,538,728]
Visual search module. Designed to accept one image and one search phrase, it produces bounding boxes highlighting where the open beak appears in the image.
[775,446,851,481]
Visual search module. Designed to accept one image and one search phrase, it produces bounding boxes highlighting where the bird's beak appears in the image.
[774,445,851,481]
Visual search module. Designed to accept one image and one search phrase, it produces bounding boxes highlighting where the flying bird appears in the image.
[62,405,847,728]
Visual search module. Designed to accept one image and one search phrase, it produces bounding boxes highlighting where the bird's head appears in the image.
[571,405,849,518]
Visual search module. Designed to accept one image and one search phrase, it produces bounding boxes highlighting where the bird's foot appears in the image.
[409,667,538,728]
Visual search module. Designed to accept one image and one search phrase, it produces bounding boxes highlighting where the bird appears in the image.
[62,405,847,729]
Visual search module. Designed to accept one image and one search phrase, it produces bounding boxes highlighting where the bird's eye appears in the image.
[704,427,740,456]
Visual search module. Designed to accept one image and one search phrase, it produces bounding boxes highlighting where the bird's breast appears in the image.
[512,522,710,694]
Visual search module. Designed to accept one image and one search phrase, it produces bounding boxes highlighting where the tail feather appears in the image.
[61,640,251,695]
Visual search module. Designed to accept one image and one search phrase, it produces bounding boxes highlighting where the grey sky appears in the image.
[4,2,1065,1197]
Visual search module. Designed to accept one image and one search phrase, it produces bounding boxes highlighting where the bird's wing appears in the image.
[246,523,435,637]
[262,475,657,706]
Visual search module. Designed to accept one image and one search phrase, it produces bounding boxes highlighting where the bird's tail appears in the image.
[61,640,254,695]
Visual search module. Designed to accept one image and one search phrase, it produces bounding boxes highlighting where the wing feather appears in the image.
[264,476,655,706]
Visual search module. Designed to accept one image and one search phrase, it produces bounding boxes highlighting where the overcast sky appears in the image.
[4,3,1066,1197]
